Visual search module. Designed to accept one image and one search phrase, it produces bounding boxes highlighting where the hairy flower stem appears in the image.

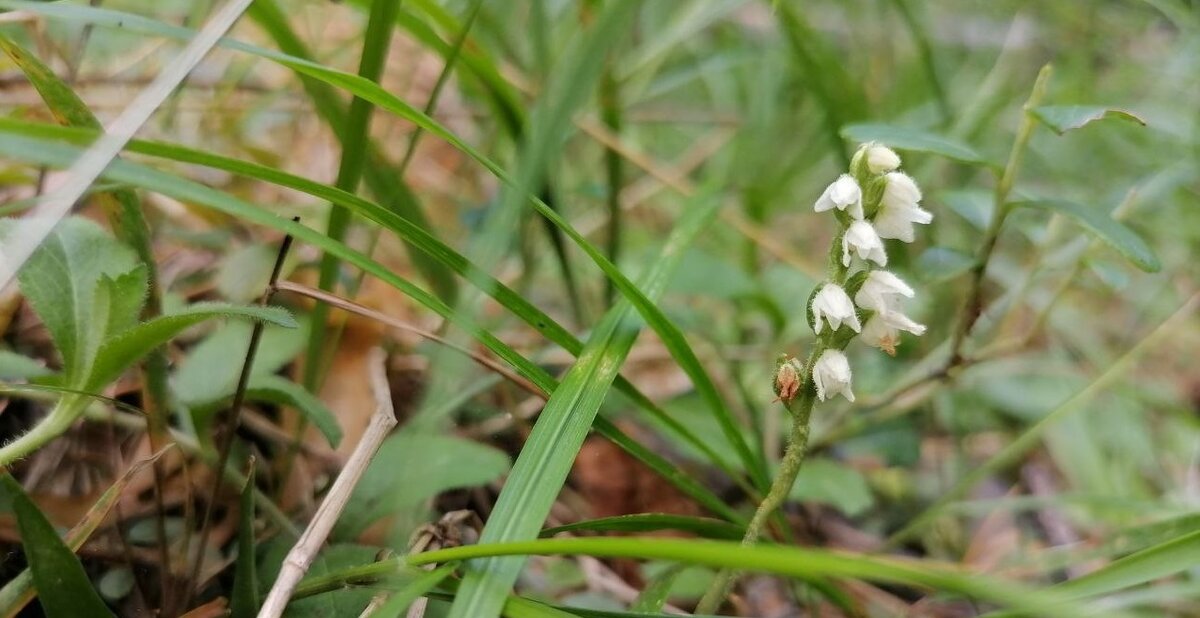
[696,388,815,614]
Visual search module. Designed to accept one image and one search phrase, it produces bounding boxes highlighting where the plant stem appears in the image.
[695,390,815,614]
[947,64,1052,366]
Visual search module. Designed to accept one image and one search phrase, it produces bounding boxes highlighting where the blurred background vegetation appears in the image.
[0,0,1197,616]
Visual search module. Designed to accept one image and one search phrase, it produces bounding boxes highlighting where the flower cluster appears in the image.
[797,144,932,403]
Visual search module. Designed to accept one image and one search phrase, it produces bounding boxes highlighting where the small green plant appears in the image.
[0,216,296,466]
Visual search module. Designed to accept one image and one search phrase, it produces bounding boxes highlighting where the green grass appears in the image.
[0,1,1196,617]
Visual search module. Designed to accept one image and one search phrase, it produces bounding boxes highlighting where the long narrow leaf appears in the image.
[0,0,766,490]
[0,475,115,617]
[447,197,720,618]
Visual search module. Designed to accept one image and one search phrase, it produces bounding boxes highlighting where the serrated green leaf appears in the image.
[0,217,139,382]
[1030,105,1146,135]
[1011,199,1161,272]
[87,303,296,391]
[245,375,342,448]
[0,474,115,618]
[841,123,992,166]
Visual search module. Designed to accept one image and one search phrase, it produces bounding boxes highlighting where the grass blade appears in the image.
[2,1,766,489]
[230,464,259,618]
[446,197,721,618]
[539,514,743,540]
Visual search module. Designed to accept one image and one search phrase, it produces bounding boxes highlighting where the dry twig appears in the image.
[258,347,397,618]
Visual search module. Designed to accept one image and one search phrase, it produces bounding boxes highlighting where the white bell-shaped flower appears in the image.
[874,172,932,242]
[811,283,861,335]
[861,312,926,356]
[814,174,863,220]
[865,143,901,174]
[842,220,887,267]
[853,270,915,314]
[812,349,854,402]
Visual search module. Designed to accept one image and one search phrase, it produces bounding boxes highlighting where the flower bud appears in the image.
[842,220,888,267]
[812,349,854,402]
[773,355,805,402]
[811,283,862,335]
[864,143,901,174]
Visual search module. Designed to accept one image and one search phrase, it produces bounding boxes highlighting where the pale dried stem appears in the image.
[258,348,397,618]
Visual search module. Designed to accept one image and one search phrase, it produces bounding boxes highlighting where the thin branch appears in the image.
[273,280,546,400]
[184,221,297,608]
[258,347,398,618]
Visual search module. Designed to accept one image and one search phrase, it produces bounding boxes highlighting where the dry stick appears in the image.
[183,222,298,609]
[273,280,546,400]
[0,0,255,290]
[258,347,398,618]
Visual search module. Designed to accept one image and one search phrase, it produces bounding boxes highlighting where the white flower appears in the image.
[814,174,863,219]
[861,313,926,356]
[853,270,915,314]
[811,283,861,335]
[842,220,887,267]
[864,143,901,174]
[874,172,932,242]
[812,349,854,402]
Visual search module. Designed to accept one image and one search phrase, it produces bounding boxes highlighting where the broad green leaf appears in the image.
[789,458,874,517]
[916,247,976,283]
[1011,199,1161,272]
[216,244,282,304]
[0,2,764,488]
[0,475,115,618]
[412,537,1101,618]
[0,350,50,380]
[173,319,307,408]
[448,197,720,618]
[540,514,742,540]
[940,189,993,230]
[336,433,510,539]
[231,465,259,618]
[1030,105,1147,135]
[245,375,342,448]
[87,303,297,391]
[841,123,992,166]
[0,216,140,382]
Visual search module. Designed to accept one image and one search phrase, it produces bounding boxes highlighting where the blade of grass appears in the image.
[539,514,743,540]
[2,1,767,490]
[307,0,404,390]
[0,124,748,514]
[230,462,259,618]
[446,196,721,618]
[247,0,458,305]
